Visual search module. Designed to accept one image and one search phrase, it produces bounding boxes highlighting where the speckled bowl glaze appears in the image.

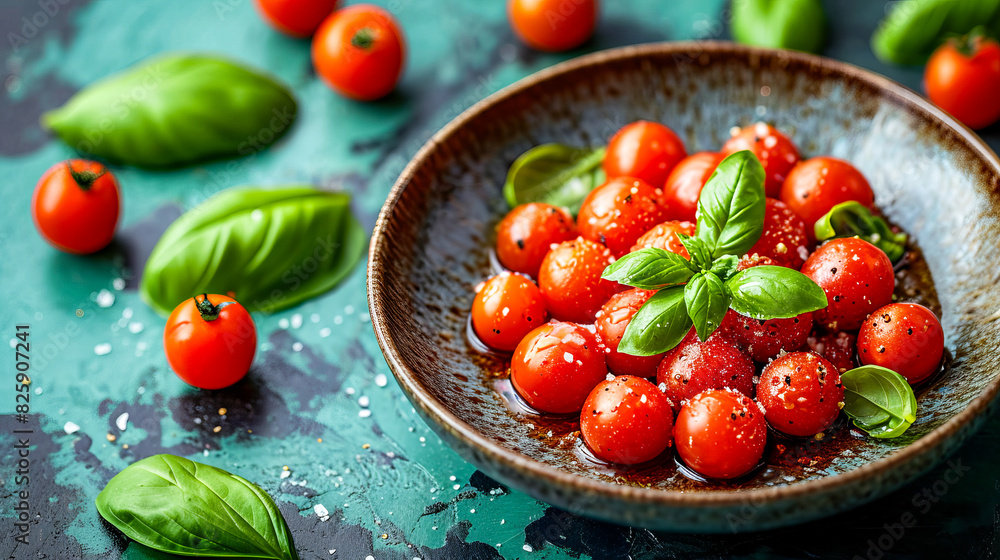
[367,42,1000,532]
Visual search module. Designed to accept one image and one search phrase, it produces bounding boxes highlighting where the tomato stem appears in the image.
[66,162,106,192]
[195,294,223,322]
[351,27,375,49]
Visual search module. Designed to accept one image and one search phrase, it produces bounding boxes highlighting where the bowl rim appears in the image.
[367,41,1000,507]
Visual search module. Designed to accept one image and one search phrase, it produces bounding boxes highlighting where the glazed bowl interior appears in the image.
[368,42,1000,532]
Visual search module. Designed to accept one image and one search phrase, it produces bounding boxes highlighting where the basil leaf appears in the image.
[872,0,1000,65]
[618,287,691,356]
[503,144,606,215]
[695,150,767,259]
[677,234,713,270]
[684,272,730,341]
[731,0,828,54]
[96,454,299,559]
[726,265,827,319]
[841,366,918,438]
[814,201,908,263]
[42,54,297,168]
[708,254,740,282]
[601,248,694,290]
[141,186,366,316]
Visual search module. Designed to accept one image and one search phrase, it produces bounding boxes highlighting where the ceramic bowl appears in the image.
[367,42,1000,532]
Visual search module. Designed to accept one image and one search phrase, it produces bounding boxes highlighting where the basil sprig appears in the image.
[503,144,606,215]
[603,151,828,356]
[814,201,908,264]
[841,366,918,438]
[96,454,299,559]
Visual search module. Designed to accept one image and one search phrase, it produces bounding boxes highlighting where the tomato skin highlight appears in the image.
[31,160,121,255]
[801,237,894,332]
[604,121,687,188]
[757,352,844,437]
[595,288,663,377]
[471,273,548,352]
[312,4,405,100]
[780,156,874,238]
[507,0,597,52]
[674,389,767,480]
[510,321,608,414]
[254,0,340,37]
[578,176,671,258]
[857,303,944,385]
[661,151,724,222]
[164,295,257,390]
[721,123,799,198]
[656,328,755,412]
[581,376,674,465]
[537,237,622,323]
[924,37,1000,130]
[495,203,577,278]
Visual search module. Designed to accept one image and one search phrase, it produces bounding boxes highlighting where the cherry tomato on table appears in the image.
[757,352,844,437]
[164,294,257,390]
[32,159,121,254]
[721,123,799,198]
[595,288,663,378]
[495,202,577,278]
[630,220,696,258]
[254,0,339,37]
[656,327,755,412]
[780,156,874,238]
[857,303,944,385]
[924,35,1000,130]
[662,151,724,222]
[508,0,597,52]
[801,237,894,332]
[604,121,687,188]
[537,237,621,323]
[577,176,670,257]
[510,321,607,414]
[312,4,405,100]
[471,273,547,352]
[674,388,767,480]
[581,376,674,465]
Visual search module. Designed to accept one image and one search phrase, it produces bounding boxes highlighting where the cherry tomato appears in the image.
[661,151,724,222]
[537,237,621,323]
[604,121,687,188]
[510,321,607,413]
[581,376,674,464]
[721,123,799,198]
[254,0,339,37]
[630,220,696,258]
[312,4,405,100]
[745,198,810,270]
[595,288,663,377]
[578,176,671,257]
[757,352,844,437]
[674,389,767,480]
[806,330,857,373]
[507,0,597,52]
[164,294,257,390]
[780,157,874,238]
[924,35,1000,130]
[857,303,944,385]
[656,328,755,412]
[31,160,121,254]
[801,237,895,331]
[495,203,577,278]
[471,273,548,352]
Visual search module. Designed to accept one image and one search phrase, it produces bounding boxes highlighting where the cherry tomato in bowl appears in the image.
[604,121,687,188]
[661,151,724,222]
[254,0,340,37]
[801,237,894,332]
[857,303,944,386]
[674,389,767,480]
[31,159,121,254]
[577,176,670,257]
[780,156,874,238]
[581,376,674,465]
[510,321,607,414]
[164,294,257,390]
[508,0,598,52]
[757,352,844,437]
[312,4,405,100]
[721,123,799,198]
[471,273,547,352]
[495,202,577,278]
[924,35,1000,130]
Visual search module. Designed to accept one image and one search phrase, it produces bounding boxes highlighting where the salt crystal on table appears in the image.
[95,290,115,308]
[116,413,129,431]
[94,343,112,356]
[291,314,303,329]
[319,328,332,337]
[375,374,388,387]
[64,422,80,434]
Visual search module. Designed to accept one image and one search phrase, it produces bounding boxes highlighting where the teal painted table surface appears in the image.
[2,1,999,558]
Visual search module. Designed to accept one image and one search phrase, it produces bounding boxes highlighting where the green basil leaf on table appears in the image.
[141,186,366,316]
[730,0,828,54]
[503,144,606,215]
[726,265,827,319]
[695,150,767,259]
[601,248,695,290]
[96,454,299,560]
[684,272,731,341]
[42,53,297,168]
[841,365,918,438]
[707,254,740,282]
[618,286,691,356]
[871,0,1000,65]
[814,201,908,263]
[677,233,714,270]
